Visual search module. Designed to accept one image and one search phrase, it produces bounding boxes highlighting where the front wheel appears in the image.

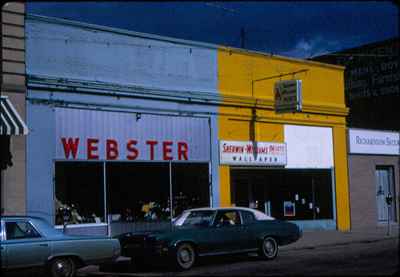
[174,243,196,270]
[49,257,77,277]
[258,236,278,260]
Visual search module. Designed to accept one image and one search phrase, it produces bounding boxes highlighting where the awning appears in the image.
[1,96,28,135]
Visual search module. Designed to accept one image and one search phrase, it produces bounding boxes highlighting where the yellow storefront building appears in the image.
[217,47,350,231]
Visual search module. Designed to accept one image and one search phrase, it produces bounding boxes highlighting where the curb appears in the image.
[281,236,399,252]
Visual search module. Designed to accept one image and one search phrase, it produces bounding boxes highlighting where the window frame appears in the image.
[4,220,43,241]
[240,210,256,224]
[214,210,242,226]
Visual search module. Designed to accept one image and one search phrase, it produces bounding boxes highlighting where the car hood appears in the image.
[115,225,199,240]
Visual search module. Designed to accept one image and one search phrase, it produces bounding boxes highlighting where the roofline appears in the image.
[26,13,344,71]
[26,14,220,50]
[219,46,345,70]
[314,36,399,58]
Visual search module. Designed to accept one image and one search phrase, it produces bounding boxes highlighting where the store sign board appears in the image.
[274,80,302,113]
[349,129,400,155]
[55,108,210,161]
[284,125,333,169]
[219,140,287,166]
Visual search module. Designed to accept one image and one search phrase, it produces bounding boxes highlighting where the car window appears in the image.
[241,210,256,224]
[215,211,241,226]
[179,210,215,227]
[5,221,41,240]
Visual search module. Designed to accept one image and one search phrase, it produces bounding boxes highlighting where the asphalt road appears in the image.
[79,238,399,276]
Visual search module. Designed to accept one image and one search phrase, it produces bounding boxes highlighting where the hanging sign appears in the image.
[219,140,287,166]
[274,80,302,113]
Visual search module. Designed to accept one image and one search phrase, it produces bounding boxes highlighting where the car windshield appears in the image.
[173,210,216,227]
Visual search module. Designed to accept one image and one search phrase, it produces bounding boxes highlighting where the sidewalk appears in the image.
[281,224,399,251]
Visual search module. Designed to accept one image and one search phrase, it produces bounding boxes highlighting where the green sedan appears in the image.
[1,216,120,277]
[117,207,302,270]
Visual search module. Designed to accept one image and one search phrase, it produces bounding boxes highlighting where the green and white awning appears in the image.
[1,96,28,135]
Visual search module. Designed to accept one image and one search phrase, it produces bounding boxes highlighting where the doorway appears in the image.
[375,166,396,222]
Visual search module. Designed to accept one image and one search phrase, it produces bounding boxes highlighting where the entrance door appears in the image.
[375,167,395,222]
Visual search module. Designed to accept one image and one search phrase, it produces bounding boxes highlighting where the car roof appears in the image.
[184,207,275,220]
[186,207,256,212]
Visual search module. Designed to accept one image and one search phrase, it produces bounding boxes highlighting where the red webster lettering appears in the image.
[60,137,189,161]
[106,139,119,160]
[146,140,158,160]
[178,142,188,160]
[87,138,99,160]
[61,137,79,159]
[126,140,139,160]
[163,141,173,161]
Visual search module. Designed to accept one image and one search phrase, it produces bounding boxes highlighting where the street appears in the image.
[79,238,399,276]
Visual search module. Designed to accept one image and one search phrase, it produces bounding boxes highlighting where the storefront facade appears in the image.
[25,14,351,234]
[348,129,399,229]
[217,49,350,231]
[25,15,220,235]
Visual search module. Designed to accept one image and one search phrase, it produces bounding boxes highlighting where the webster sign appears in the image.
[274,80,302,113]
[219,140,287,166]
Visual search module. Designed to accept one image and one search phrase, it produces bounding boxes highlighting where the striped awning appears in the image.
[1,96,28,135]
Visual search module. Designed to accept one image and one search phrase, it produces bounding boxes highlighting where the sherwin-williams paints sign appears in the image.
[219,140,287,166]
[349,129,400,155]
[55,108,210,161]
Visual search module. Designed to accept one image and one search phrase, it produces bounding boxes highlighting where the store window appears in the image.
[171,163,210,216]
[55,162,105,225]
[106,162,210,224]
[107,162,170,222]
[231,169,333,220]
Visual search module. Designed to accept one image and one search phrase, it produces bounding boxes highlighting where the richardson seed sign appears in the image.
[219,140,287,166]
[55,108,210,161]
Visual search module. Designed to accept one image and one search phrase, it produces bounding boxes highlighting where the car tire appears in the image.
[49,257,77,277]
[258,236,278,260]
[174,242,196,270]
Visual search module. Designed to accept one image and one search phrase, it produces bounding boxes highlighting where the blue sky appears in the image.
[27,1,399,58]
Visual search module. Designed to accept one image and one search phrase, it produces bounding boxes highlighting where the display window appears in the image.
[55,161,210,227]
[231,169,333,220]
[55,162,105,225]
[106,162,210,223]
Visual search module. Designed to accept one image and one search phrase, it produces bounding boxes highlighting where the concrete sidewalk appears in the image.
[281,224,399,251]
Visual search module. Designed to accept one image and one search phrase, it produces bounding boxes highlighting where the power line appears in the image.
[203,2,238,14]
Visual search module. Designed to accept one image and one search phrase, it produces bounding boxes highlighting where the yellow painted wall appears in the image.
[217,48,350,231]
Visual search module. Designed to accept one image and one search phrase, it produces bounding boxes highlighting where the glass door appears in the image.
[375,167,396,222]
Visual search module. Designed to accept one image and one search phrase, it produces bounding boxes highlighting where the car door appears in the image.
[209,210,248,253]
[4,219,51,269]
[239,210,259,249]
